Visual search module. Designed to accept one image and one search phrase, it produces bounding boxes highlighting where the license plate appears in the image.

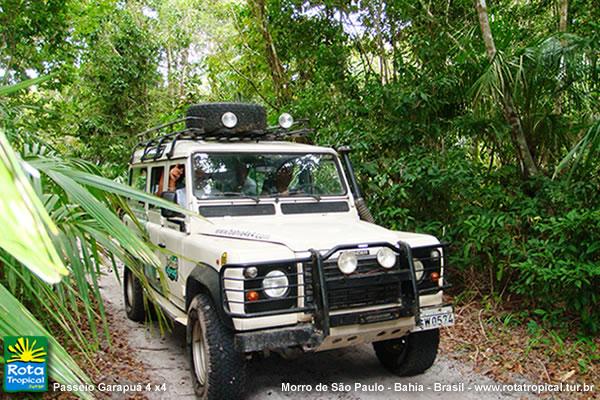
[412,306,454,331]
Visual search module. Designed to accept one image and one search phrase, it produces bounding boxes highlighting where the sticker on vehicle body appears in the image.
[214,228,270,240]
[165,255,178,281]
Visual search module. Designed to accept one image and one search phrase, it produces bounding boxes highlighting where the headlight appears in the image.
[413,259,425,281]
[221,112,238,128]
[262,270,289,298]
[337,252,358,274]
[376,247,396,269]
[430,249,440,261]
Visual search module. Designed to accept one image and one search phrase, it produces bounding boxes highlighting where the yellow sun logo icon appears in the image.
[7,337,47,363]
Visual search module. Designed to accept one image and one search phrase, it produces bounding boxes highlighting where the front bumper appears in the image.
[234,323,321,353]
[234,304,455,353]
[223,241,452,352]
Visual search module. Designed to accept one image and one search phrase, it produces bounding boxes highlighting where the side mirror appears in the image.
[160,192,184,218]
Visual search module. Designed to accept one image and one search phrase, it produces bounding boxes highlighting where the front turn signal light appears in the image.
[246,290,260,302]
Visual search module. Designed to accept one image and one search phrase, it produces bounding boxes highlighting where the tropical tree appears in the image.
[0,78,189,395]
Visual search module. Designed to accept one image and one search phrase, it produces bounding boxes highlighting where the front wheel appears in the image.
[373,328,440,376]
[124,267,145,322]
[187,293,246,399]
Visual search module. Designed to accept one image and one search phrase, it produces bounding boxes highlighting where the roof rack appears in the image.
[130,117,313,163]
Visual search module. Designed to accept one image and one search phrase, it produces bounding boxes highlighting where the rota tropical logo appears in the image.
[3,336,48,393]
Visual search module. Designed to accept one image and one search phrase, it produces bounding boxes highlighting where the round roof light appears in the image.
[278,113,294,129]
[221,112,238,128]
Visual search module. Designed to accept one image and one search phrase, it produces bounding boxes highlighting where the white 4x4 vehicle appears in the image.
[124,103,454,399]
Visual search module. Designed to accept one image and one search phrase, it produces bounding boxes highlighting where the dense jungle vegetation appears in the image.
[0,0,598,391]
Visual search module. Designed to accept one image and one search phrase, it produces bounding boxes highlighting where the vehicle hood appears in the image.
[199,217,438,252]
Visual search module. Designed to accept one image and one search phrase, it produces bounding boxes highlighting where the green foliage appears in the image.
[71,5,161,169]
[1,0,598,351]
[358,146,600,333]
[0,76,194,394]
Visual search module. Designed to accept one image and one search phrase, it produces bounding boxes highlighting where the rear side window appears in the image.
[150,166,165,196]
[129,167,148,192]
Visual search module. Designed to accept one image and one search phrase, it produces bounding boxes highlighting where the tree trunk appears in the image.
[475,0,538,178]
[166,46,173,101]
[179,47,189,100]
[559,0,568,33]
[249,0,289,106]
[554,0,568,114]
[368,1,389,84]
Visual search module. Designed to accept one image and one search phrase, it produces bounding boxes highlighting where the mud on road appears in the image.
[99,267,534,400]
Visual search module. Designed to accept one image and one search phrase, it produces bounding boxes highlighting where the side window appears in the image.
[167,163,187,208]
[129,167,148,192]
[129,166,148,207]
[150,166,165,197]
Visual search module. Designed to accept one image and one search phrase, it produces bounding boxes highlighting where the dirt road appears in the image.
[99,267,534,400]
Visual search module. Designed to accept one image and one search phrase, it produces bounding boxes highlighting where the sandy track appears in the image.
[99,266,533,400]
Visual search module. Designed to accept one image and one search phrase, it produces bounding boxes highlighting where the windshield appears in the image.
[192,152,346,200]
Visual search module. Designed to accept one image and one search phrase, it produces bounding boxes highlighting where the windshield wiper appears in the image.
[219,191,260,204]
[288,192,321,202]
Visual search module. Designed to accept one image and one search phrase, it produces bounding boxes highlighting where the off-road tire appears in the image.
[124,267,145,322]
[187,293,246,400]
[373,328,440,376]
[186,103,266,132]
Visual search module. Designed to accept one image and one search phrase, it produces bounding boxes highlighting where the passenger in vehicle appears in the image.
[167,164,186,207]
[232,161,257,195]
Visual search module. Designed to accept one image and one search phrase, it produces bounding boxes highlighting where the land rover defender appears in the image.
[123,103,454,399]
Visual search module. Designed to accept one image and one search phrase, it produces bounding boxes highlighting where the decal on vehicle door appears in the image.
[165,255,178,281]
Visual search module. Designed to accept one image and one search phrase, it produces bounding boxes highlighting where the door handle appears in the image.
[158,242,166,248]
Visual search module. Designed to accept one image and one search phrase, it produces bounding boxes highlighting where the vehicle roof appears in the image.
[130,140,338,164]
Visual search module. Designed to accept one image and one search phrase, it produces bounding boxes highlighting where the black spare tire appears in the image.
[186,103,267,132]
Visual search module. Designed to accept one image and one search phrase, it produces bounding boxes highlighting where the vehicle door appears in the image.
[157,160,188,310]
[145,164,166,291]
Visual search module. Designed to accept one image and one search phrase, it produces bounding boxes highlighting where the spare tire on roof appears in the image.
[185,103,267,133]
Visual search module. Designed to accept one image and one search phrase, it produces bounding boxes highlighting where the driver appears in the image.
[275,165,293,195]
[262,164,294,196]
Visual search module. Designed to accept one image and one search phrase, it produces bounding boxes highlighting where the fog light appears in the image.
[278,113,294,129]
[244,267,258,279]
[246,290,260,302]
[376,247,396,269]
[337,252,358,274]
[221,112,238,128]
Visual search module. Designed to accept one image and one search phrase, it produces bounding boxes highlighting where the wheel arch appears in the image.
[186,263,234,330]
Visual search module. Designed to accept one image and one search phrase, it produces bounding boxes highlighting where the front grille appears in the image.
[304,256,405,311]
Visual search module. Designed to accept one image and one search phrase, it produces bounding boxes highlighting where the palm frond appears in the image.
[0,131,68,283]
[0,283,93,400]
[554,119,600,178]
[0,74,54,97]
